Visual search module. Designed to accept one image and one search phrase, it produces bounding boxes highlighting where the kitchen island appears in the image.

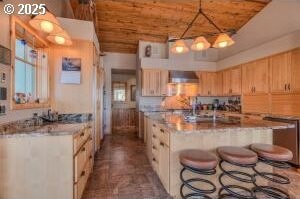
[0,118,94,199]
[144,112,294,198]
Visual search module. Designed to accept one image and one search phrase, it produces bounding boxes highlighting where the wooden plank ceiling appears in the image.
[75,0,271,54]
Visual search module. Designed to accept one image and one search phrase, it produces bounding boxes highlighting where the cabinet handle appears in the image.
[253,87,256,93]
[152,146,156,150]
[288,84,291,91]
[284,84,287,91]
[152,135,156,139]
[153,124,156,127]
[152,158,156,162]
[81,147,86,152]
[81,171,86,177]
[160,129,164,133]
[160,142,164,147]
[80,132,85,137]
[89,155,93,159]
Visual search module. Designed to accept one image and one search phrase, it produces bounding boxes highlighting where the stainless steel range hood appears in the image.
[168,71,199,84]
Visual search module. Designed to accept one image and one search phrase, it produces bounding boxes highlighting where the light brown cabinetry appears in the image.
[222,66,241,96]
[216,72,223,96]
[269,50,300,94]
[142,69,169,96]
[242,58,269,95]
[147,120,170,192]
[199,72,217,96]
[270,52,291,93]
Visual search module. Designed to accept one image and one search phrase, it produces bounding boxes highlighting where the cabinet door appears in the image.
[242,62,254,95]
[253,58,269,94]
[209,72,217,96]
[290,49,300,93]
[222,70,231,95]
[142,70,151,96]
[200,72,210,96]
[158,143,170,192]
[160,70,169,96]
[270,52,290,93]
[216,72,223,96]
[230,66,241,95]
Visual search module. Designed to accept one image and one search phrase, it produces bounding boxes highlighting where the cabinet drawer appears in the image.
[159,128,169,147]
[74,141,89,183]
[74,127,91,154]
[74,159,91,199]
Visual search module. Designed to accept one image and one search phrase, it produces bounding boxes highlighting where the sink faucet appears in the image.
[213,104,218,122]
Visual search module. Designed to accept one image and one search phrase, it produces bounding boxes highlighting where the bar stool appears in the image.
[250,143,293,199]
[217,146,258,199]
[179,149,218,199]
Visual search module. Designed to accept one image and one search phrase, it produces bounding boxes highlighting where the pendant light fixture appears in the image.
[169,0,235,53]
[47,30,72,46]
[191,36,211,51]
[29,9,63,34]
[171,39,189,54]
[213,33,235,48]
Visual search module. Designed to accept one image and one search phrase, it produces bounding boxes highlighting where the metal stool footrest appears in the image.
[252,158,291,199]
[218,160,256,199]
[180,164,216,199]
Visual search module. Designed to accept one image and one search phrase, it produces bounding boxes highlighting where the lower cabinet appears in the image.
[73,127,94,199]
[147,121,170,192]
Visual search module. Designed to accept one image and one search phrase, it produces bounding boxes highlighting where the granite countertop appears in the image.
[0,114,93,138]
[0,122,91,138]
[147,112,294,133]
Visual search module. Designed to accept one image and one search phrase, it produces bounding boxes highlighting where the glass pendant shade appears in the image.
[29,11,63,34]
[47,30,72,46]
[171,40,189,54]
[213,33,235,48]
[191,36,211,51]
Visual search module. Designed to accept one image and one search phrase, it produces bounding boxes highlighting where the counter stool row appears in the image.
[179,144,293,199]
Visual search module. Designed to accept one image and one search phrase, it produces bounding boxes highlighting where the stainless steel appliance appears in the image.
[263,117,300,167]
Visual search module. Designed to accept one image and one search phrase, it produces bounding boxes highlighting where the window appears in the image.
[113,82,126,102]
[12,17,49,108]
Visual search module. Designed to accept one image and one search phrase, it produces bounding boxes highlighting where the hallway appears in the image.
[82,133,171,199]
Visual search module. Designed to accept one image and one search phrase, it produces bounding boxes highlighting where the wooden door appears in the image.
[270,52,290,93]
[112,108,137,133]
[230,66,241,95]
[222,70,231,96]
[216,72,223,96]
[143,69,161,96]
[290,48,300,93]
[160,70,169,96]
[253,58,269,94]
[242,62,254,95]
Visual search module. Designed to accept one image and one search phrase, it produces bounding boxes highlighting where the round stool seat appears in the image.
[179,149,218,170]
[217,146,258,165]
[251,143,293,162]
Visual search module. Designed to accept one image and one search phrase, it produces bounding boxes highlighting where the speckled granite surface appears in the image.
[146,112,294,133]
[0,113,92,138]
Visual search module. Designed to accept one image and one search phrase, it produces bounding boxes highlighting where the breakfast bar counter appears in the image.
[143,112,294,198]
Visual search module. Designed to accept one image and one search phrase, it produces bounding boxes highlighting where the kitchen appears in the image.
[1,0,300,199]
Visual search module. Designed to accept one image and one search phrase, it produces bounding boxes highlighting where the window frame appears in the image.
[11,16,50,110]
[112,81,127,102]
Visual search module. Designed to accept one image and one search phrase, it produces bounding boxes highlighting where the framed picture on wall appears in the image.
[130,85,136,101]
[61,57,81,84]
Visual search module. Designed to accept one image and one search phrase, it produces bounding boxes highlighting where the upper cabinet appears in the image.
[290,48,300,93]
[270,49,300,94]
[270,52,291,94]
[242,58,269,95]
[222,66,241,96]
[142,69,169,96]
[199,72,217,96]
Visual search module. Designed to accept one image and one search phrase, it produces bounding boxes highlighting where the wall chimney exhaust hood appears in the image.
[168,71,199,84]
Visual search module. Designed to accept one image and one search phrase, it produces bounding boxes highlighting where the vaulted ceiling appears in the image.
[71,0,271,54]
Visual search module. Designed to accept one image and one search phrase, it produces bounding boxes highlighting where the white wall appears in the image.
[217,30,300,70]
[218,0,300,61]
[103,53,137,134]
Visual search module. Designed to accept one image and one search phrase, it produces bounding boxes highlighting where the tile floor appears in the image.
[82,132,171,199]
